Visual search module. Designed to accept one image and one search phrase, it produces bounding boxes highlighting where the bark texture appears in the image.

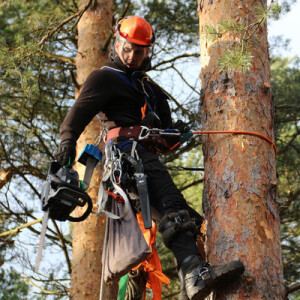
[197,0,285,299]
[70,1,117,299]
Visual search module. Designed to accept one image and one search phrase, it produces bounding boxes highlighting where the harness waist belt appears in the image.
[105,125,147,144]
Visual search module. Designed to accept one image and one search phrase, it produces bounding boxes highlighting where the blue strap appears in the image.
[102,67,136,90]
[102,67,155,113]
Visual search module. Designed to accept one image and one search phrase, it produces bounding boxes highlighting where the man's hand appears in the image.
[173,120,193,143]
[53,140,76,166]
[173,120,190,133]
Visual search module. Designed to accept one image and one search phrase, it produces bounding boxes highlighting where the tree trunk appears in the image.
[197,0,285,299]
[70,1,117,299]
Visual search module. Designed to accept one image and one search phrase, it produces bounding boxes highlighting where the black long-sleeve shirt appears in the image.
[60,61,172,142]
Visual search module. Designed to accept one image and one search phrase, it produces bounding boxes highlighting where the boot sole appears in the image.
[190,260,245,300]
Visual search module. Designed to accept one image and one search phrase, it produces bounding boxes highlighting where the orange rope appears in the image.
[192,130,277,156]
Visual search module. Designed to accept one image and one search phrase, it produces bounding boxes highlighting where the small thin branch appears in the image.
[179,178,204,192]
[51,219,72,275]
[275,104,300,109]
[163,290,180,298]
[286,282,300,296]
[244,15,266,42]
[277,129,300,155]
[24,278,60,295]
[37,51,75,66]
[0,218,43,237]
[172,65,201,96]
[38,0,93,46]
[101,1,131,51]
[152,53,200,69]
[146,75,195,120]
[72,0,94,30]
[69,69,81,90]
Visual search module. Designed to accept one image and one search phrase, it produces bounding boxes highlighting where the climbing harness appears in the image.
[97,139,152,229]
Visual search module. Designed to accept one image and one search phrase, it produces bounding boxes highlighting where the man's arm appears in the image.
[59,70,110,142]
[55,70,109,166]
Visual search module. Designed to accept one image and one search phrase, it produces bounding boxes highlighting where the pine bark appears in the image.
[70,1,117,299]
[197,0,285,299]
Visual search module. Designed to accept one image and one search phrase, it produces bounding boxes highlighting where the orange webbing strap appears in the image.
[192,130,277,156]
[133,213,170,300]
[104,189,124,203]
[141,103,147,120]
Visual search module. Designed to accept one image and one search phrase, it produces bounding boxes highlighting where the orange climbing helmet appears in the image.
[115,16,155,47]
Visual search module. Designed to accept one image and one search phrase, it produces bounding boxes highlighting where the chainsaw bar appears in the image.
[35,209,49,272]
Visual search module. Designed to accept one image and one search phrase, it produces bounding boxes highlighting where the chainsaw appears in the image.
[35,144,102,272]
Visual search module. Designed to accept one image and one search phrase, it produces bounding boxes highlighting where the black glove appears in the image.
[53,139,76,166]
[173,120,190,133]
[173,120,192,143]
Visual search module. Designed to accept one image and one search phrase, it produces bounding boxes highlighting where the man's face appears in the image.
[115,40,150,69]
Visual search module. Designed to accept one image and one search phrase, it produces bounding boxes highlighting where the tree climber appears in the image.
[54,16,244,300]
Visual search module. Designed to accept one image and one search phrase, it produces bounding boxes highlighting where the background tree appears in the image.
[271,56,300,299]
[69,0,115,299]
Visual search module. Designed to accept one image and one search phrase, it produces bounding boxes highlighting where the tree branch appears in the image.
[51,219,72,275]
[152,53,200,69]
[101,1,131,51]
[69,69,81,90]
[286,282,300,297]
[37,51,75,66]
[172,65,201,95]
[38,0,93,46]
[278,128,300,155]
[179,178,204,192]
[146,75,196,120]
[276,104,300,109]
[0,218,43,237]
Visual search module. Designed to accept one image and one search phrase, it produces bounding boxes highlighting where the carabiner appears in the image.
[138,126,150,140]
[112,169,122,184]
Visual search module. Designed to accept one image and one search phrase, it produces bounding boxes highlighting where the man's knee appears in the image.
[158,210,198,248]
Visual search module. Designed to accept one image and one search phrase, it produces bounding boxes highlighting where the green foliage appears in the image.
[218,46,253,73]
[204,2,286,72]
[139,0,198,46]
[0,0,76,297]
[170,145,204,212]
[268,3,282,20]
[0,268,29,300]
[271,56,300,288]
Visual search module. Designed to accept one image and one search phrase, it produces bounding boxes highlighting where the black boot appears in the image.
[180,255,245,300]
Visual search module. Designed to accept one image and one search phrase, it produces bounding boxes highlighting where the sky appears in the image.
[268,0,300,57]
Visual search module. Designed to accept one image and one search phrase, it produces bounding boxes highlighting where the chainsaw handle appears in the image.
[67,190,93,222]
[50,176,93,222]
